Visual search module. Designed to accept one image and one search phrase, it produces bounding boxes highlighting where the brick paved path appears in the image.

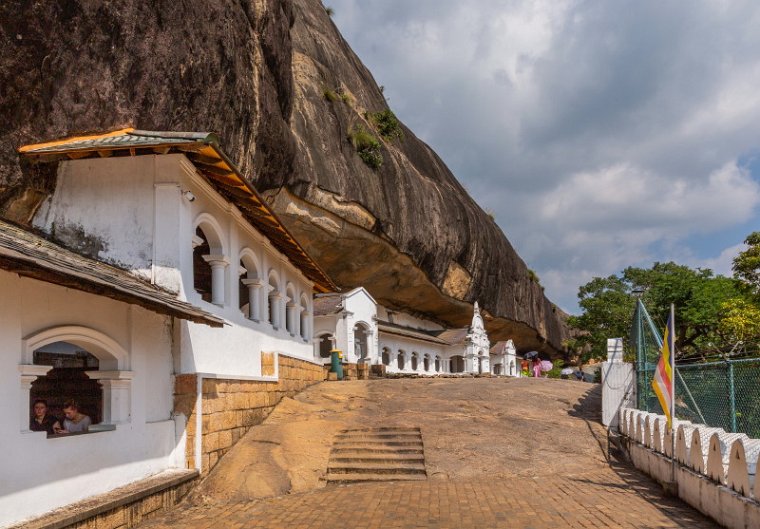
[135,379,718,528]
[139,464,717,528]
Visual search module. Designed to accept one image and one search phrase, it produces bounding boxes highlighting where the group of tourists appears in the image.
[29,399,91,436]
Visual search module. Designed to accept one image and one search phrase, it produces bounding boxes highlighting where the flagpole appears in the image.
[669,303,676,484]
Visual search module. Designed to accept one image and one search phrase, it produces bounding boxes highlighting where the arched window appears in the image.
[268,271,281,329]
[450,355,464,373]
[411,352,419,371]
[354,323,369,363]
[382,347,390,366]
[318,334,333,360]
[423,354,430,372]
[285,283,297,335]
[21,326,133,433]
[397,350,405,370]
[239,250,262,321]
[193,217,227,306]
[299,293,310,341]
[493,363,502,375]
[31,341,103,429]
[435,356,441,372]
[193,227,212,303]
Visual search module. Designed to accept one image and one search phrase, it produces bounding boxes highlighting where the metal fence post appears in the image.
[728,360,737,433]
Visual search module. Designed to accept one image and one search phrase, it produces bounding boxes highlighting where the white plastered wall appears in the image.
[341,289,378,364]
[0,271,180,528]
[32,154,317,379]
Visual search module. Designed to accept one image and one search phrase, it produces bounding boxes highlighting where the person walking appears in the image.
[532,357,542,378]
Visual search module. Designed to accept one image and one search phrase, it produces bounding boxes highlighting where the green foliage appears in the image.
[718,298,760,342]
[325,6,335,16]
[545,364,563,379]
[569,260,758,361]
[527,269,540,284]
[366,110,404,141]
[340,92,352,104]
[348,126,383,169]
[322,87,339,102]
[733,231,760,297]
[568,275,634,361]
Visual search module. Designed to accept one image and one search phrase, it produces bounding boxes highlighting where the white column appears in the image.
[300,310,310,341]
[203,254,229,306]
[242,278,264,321]
[269,291,282,329]
[286,300,296,336]
[86,370,134,424]
[18,365,52,432]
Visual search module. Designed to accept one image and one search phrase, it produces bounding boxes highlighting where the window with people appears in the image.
[29,341,102,437]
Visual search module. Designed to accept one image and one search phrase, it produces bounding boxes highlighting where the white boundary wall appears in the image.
[620,408,760,529]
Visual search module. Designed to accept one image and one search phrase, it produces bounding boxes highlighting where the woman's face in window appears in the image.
[34,402,47,419]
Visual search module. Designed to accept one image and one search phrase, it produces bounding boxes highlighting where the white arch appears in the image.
[285,281,296,302]
[23,325,128,370]
[194,212,226,255]
[299,292,310,310]
[268,268,282,292]
[239,248,261,279]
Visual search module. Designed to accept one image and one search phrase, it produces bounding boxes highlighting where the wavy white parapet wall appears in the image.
[620,407,760,501]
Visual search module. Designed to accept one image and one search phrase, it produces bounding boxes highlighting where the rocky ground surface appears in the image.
[135,377,718,528]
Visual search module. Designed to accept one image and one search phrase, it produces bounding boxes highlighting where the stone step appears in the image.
[332,440,423,447]
[330,447,424,455]
[336,432,421,438]
[334,434,422,441]
[328,462,427,475]
[340,427,421,433]
[326,472,428,484]
[330,454,425,464]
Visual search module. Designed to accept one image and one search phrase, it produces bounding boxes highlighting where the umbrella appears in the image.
[560,367,574,376]
[540,360,553,372]
[524,351,539,359]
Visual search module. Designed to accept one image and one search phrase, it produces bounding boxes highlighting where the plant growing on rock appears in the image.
[348,126,383,169]
[322,87,339,102]
[366,109,403,141]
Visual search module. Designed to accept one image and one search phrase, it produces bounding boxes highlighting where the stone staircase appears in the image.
[326,427,427,484]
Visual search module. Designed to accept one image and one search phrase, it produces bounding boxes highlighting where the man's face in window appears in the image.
[34,402,47,419]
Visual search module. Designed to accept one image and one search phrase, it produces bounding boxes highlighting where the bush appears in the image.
[325,6,334,16]
[366,110,404,141]
[348,126,383,169]
[322,88,339,102]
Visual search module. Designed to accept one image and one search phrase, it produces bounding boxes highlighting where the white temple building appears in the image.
[2,129,334,527]
[313,288,517,376]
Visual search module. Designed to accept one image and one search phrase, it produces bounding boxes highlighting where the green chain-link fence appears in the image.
[631,299,760,438]
[637,359,760,438]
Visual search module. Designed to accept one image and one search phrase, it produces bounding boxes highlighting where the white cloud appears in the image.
[329,0,760,313]
[540,161,759,234]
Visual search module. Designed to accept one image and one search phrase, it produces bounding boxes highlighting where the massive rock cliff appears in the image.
[0,0,569,353]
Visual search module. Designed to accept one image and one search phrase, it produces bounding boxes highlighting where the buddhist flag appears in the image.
[652,310,675,430]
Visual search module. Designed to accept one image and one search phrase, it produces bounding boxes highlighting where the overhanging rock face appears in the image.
[0,0,569,353]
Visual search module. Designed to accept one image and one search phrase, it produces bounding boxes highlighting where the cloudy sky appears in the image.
[327,0,760,313]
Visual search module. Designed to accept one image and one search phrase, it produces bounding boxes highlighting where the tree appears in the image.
[733,231,760,297]
[570,262,751,361]
[567,275,635,360]
[718,298,760,343]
